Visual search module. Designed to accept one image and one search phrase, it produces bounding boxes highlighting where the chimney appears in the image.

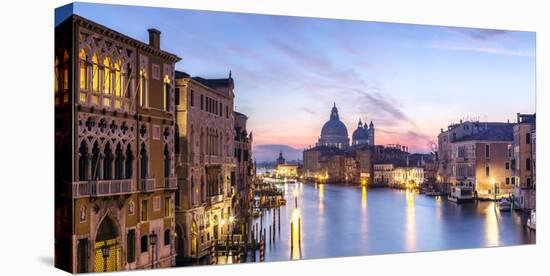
[148,28,161,49]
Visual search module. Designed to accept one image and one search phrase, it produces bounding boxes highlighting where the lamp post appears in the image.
[149,231,157,269]
[101,241,110,272]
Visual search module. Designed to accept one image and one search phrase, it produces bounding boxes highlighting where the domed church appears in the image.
[316,103,375,149]
[316,103,350,149]
[352,119,375,146]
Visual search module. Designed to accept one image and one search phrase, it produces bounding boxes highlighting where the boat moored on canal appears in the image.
[498,198,512,211]
[527,210,536,231]
[448,186,474,203]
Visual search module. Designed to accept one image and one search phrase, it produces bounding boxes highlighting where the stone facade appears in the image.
[512,113,536,210]
[174,71,238,262]
[55,15,180,273]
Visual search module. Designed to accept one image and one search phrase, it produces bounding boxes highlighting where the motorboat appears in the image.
[527,210,536,230]
[448,186,474,203]
[498,198,512,211]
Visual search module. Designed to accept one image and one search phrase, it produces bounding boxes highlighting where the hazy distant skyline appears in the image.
[60,3,536,161]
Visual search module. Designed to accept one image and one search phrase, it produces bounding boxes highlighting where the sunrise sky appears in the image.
[58,3,536,161]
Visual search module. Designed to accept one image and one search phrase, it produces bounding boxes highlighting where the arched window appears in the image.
[91,142,100,180]
[125,145,134,179]
[103,57,112,107]
[79,50,87,88]
[139,70,147,107]
[140,143,148,178]
[114,144,123,179]
[164,145,170,178]
[92,54,100,92]
[164,229,170,245]
[140,235,148,253]
[78,141,89,181]
[123,63,131,99]
[163,75,171,112]
[104,143,113,180]
[54,57,59,97]
[91,54,100,105]
[114,62,122,108]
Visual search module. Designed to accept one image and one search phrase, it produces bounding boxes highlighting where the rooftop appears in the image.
[453,124,513,142]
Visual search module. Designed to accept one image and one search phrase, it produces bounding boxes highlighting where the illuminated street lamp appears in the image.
[149,231,157,269]
[101,241,110,272]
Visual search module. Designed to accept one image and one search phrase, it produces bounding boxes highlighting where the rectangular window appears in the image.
[190,89,194,106]
[526,178,532,187]
[526,158,531,171]
[152,64,160,80]
[140,235,148,253]
[153,196,161,211]
[226,106,228,118]
[127,230,136,263]
[175,87,180,106]
[511,177,516,185]
[485,144,490,158]
[526,133,531,144]
[505,162,510,170]
[485,165,490,177]
[141,199,148,221]
[164,82,170,112]
[219,102,222,116]
[506,178,510,184]
[200,95,204,110]
[164,197,171,217]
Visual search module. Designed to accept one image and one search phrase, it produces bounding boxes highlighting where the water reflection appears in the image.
[290,208,302,260]
[361,186,367,211]
[252,182,533,262]
[405,189,416,251]
[485,203,500,247]
[318,184,325,211]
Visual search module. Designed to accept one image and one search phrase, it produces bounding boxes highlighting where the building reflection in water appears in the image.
[290,208,302,260]
[405,189,416,251]
[318,184,325,211]
[485,203,500,247]
[361,186,367,211]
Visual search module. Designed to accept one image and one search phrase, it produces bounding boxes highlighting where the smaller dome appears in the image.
[352,126,368,141]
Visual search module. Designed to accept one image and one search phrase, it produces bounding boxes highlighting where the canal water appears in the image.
[249,182,535,262]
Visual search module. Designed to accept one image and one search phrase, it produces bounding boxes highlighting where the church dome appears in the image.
[352,123,368,141]
[320,104,348,137]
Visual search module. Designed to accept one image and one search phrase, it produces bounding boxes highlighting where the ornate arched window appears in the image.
[139,70,148,107]
[92,54,100,92]
[79,49,88,91]
[91,142,100,180]
[91,54,100,105]
[103,57,112,107]
[78,141,89,181]
[140,143,148,178]
[125,145,134,179]
[114,143,123,179]
[104,143,113,180]
[114,62,122,108]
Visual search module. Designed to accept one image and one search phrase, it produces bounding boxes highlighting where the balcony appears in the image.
[140,178,156,192]
[209,194,224,205]
[72,179,135,198]
[164,177,178,190]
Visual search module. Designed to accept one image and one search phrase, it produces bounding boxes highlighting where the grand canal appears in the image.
[246,182,535,262]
